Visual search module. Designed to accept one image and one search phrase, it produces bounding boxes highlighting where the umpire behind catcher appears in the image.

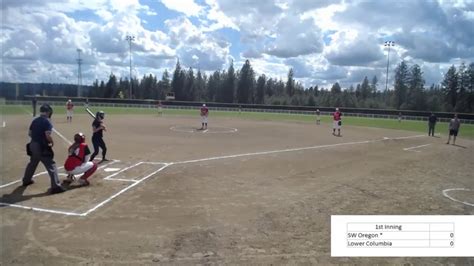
[22,104,65,194]
[90,111,109,162]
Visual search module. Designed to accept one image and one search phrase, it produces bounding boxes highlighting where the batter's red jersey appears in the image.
[333,111,341,121]
[201,107,208,116]
[66,102,74,110]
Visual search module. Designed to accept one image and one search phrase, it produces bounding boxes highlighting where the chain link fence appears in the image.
[6,100,474,124]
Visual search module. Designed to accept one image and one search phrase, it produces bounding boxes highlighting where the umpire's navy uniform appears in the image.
[22,104,64,194]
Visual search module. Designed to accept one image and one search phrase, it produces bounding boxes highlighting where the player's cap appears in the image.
[336,107,339,111]
[74,132,86,143]
[203,104,206,107]
[40,103,53,118]
[96,111,105,120]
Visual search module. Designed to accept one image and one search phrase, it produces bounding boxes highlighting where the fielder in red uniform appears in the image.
[200,104,209,130]
[63,133,98,186]
[333,108,342,136]
[66,99,74,123]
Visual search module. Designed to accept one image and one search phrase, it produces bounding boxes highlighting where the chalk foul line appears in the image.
[172,134,426,165]
[1,134,426,216]
[403,143,431,151]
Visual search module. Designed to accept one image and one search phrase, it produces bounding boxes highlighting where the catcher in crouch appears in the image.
[63,133,98,186]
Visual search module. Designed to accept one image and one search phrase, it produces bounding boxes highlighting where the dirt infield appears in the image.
[1,112,473,265]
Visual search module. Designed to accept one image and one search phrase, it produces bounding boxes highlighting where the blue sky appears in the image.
[1,0,473,89]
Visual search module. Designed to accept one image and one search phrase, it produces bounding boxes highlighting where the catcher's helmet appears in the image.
[39,104,53,118]
[96,111,105,120]
[74,132,86,143]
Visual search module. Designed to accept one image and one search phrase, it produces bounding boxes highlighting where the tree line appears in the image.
[2,60,473,113]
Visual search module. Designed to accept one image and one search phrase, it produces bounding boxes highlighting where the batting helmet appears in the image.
[74,132,86,143]
[39,103,53,118]
[96,111,105,120]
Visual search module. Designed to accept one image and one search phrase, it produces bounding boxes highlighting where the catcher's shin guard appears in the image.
[80,162,98,180]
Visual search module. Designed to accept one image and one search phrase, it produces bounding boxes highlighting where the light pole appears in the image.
[384,41,395,91]
[76,49,83,97]
[126,35,135,99]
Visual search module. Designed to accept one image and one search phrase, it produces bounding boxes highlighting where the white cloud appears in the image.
[325,31,384,66]
[201,0,239,31]
[264,14,324,58]
[164,16,230,70]
[1,0,473,89]
[161,0,203,17]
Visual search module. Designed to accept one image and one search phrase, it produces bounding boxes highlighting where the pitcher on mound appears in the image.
[333,108,342,136]
[200,104,209,130]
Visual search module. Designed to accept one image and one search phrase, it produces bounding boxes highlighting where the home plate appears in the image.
[104,168,121,172]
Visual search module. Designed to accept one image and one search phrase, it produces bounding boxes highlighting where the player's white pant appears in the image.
[201,116,208,124]
[67,110,74,117]
[67,161,94,175]
[333,120,341,130]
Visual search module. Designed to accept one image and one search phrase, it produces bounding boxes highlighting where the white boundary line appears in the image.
[170,125,238,134]
[81,135,424,216]
[169,126,194,133]
[22,107,73,146]
[80,163,171,216]
[171,135,426,165]
[103,162,143,180]
[1,134,427,216]
[390,135,426,140]
[0,166,64,188]
[442,188,474,207]
[203,126,238,134]
[0,160,120,189]
[403,144,431,151]
[0,160,124,216]
[0,202,84,216]
[52,128,73,145]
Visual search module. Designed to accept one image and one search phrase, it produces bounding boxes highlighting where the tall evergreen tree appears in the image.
[455,62,470,112]
[220,61,236,103]
[99,80,106,98]
[313,85,319,97]
[407,64,426,110]
[171,60,185,100]
[331,82,342,94]
[265,78,275,97]
[90,79,100,97]
[207,71,221,102]
[393,60,410,109]
[255,74,266,104]
[104,73,117,98]
[467,63,474,112]
[195,70,206,101]
[158,70,171,100]
[237,60,255,103]
[286,68,295,96]
[184,67,195,101]
[360,76,370,100]
[371,75,378,96]
[441,65,458,111]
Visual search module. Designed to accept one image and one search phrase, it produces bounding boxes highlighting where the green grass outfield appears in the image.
[2,104,473,139]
